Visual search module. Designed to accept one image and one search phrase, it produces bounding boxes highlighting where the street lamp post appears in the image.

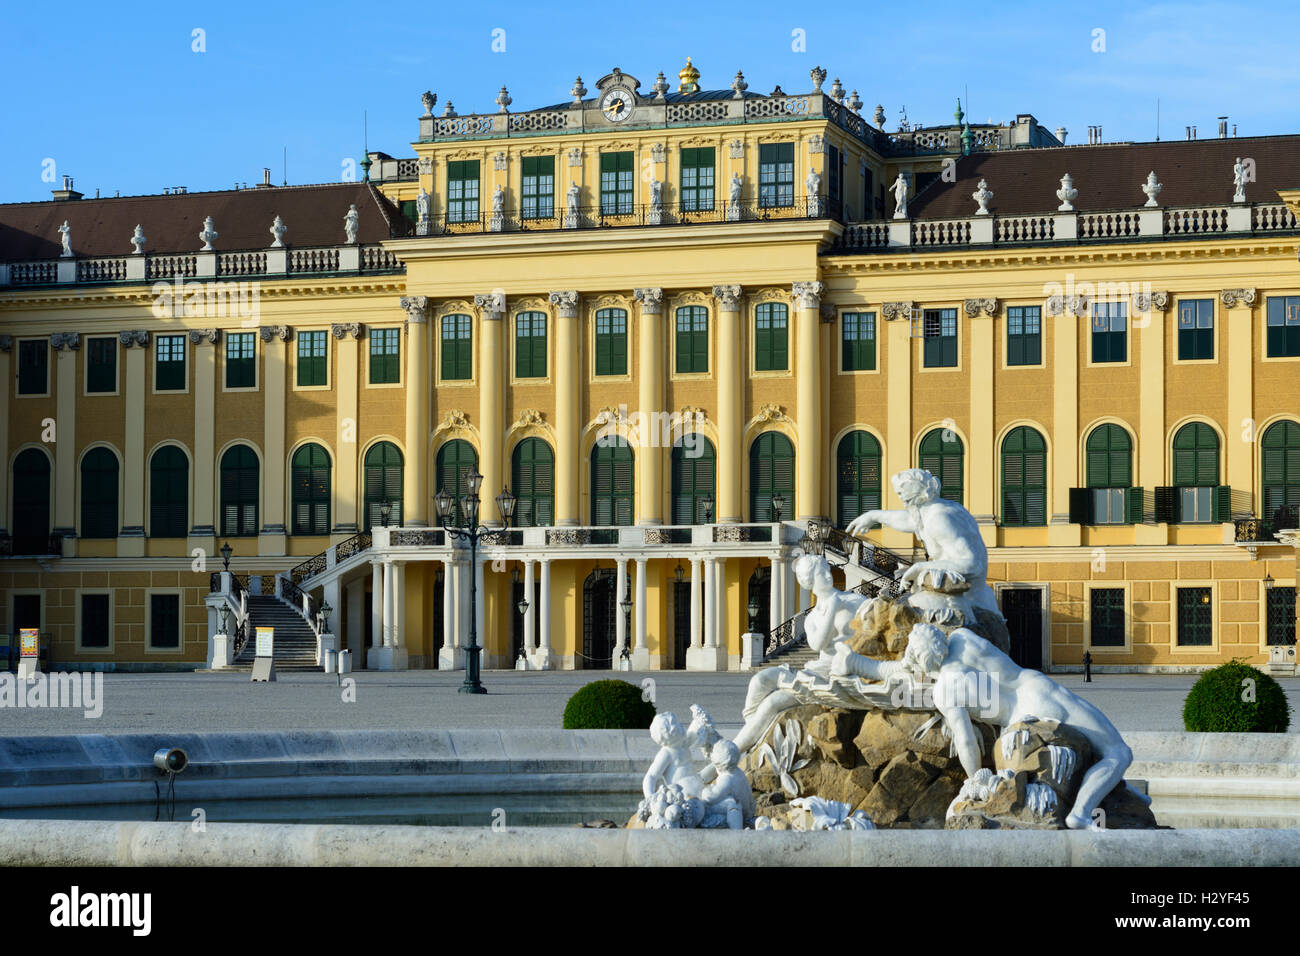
[620,590,633,667]
[436,474,516,695]
[220,541,233,571]
[771,493,786,523]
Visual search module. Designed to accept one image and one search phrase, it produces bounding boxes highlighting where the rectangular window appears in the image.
[369,328,401,385]
[86,337,117,393]
[1090,588,1125,647]
[1176,587,1213,646]
[17,340,49,395]
[447,160,480,223]
[149,593,181,650]
[1006,306,1042,366]
[520,156,555,220]
[1267,587,1297,646]
[297,330,327,387]
[842,311,876,371]
[599,152,634,216]
[826,144,841,206]
[680,147,715,212]
[155,335,186,390]
[594,309,628,376]
[863,168,873,221]
[754,303,789,371]
[1177,299,1214,360]
[225,332,256,389]
[80,593,111,649]
[441,315,472,380]
[515,312,547,378]
[675,307,708,374]
[1090,302,1127,363]
[1266,295,1300,358]
[1092,488,1127,525]
[922,308,958,368]
[1178,486,1214,523]
[758,143,795,208]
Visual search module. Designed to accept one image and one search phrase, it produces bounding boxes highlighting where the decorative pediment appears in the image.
[444,148,485,162]
[752,403,790,425]
[677,135,719,148]
[670,290,712,309]
[510,295,551,314]
[435,299,476,319]
[519,144,554,156]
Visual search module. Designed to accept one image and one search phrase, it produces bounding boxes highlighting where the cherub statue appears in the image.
[641,711,705,801]
[698,740,756,829]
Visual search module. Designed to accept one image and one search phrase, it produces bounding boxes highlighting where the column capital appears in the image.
[474,291,505,318]
[548,290,579,317]
[711,284,742,311]
[819,303,836,323]
[259,325,292,342]
[119,330,150,348]
[1130,291,1170,314]
[963,297,1000,318]
[633,287,663,313]
[188,328,220,345]
[399,295,429,321]
[331,322,365,339]
[1046,294,1088,317]
[791,281,824,309]
[1220,288,1256,307]
[50,332,80,351]
[881,301,913,321]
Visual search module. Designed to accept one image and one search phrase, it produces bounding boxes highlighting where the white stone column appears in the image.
[439,558,463,670]
[703,558,716,648]
[630,557,651,670]
[367,561,382,668]
[614,558,629,659]
[523,559,536,655]
[713,557,726,649]
[474,558,486,666]
[382,561,395,648]
[769,557,783,634]
[392,562,408,669]
[689,558,703,649]
[688,556,727,671]
[531,560,553,670]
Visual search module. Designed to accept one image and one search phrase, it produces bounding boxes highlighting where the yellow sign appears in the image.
[255,626,274,658]
[19,628,38,658]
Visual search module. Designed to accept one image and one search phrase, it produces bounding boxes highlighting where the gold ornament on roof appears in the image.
[677,57,700,94]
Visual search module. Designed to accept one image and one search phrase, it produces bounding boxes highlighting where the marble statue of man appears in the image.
[492,184,504,214]
[566,181,580,217]
[58,220,72,257]
[416,187,431,221]
[891,172,909,218]
[805,169,820,196]
[729,172,743,205]
[833,622,1145,829]
[344,205,360,244]
[1232,157,1247,202]
[846,468,1000,618]
[649,178,662,209]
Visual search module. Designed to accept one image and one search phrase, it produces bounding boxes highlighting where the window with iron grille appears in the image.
[599,152,634,215]
[290,443,331,535]
[1266,296,1300,358]
[919,428,963,504]
[515,311,547,378]
[87,337,116,393]
[1089,588,1125,647]
[1090,301,1127,363]
[675,306,708,373]
[595,308,627,376]
[155,335,186,390]
[369,328,401,385]
[1006,306,1042,366]
[17,339,48,395]
[841,312,876,371]
[1176,587,1213,646]
[297,330,327,387]
[922,308,957,368]
[754,302,789,371]
[447,160,480,223]
[80,593,110,649]
[1001,426,1047,526]
[225,332,256,389]
[758,143,794,207]
[520,156,554,220]
[441,314,472,380]
[1267,587,1296,646]
[219,445,259,536]
[149,593,180,649]
[680,147,715,212]
[1177,299,1214,360]
[149,446,188,537]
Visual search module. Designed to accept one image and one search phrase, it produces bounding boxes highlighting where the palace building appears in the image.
[0,61,1297,673]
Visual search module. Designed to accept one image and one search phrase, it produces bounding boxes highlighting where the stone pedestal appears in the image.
[629,646,655,671]
[211,633,234,670]
[438,645,465,670]
[740,632,765,668]
[686,645,728,672]
[529,647,553,671]
[317,631,338,667]
[368,646,408,671]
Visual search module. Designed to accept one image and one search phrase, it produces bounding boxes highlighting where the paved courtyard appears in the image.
[1,670,1296,737]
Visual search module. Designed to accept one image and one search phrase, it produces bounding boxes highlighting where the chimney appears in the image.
[1232,124,1237,137]
[51,174,83,202]
[1096,125,1102,143]
[1055,126,1067,144]
[164,187,171,195]
[258,168,271,188]
[1192,125,1197,139]
[1185,126,1192,140]
[1218,116,1228,138]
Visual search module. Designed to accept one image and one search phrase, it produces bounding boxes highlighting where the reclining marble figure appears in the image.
[833,622,1145,829]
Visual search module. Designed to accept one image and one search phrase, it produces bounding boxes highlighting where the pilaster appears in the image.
[474,292,505,518]
[634,288,664,525]
[965,298,999,546]
[400,297,430,526]
[258,324,291,553]
[713,284,743,523]
[551,290,581,525]
[793,281,824,521]
[187,329,216,547]
[1222,288,1257,516]
[332,322,363,532]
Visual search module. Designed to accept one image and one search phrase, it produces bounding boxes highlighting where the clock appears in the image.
[600,88,634,123]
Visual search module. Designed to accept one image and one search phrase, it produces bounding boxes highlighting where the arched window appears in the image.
[1262,421,1300,525]
[918,429,964,504]
[290,443,331,536]
[1083,424,1133,525]
[591,437,634,526]
[12,448,51,555]
[1001,427,1047,526]
[750,432,795,521]
[836,431,882,528]
[363,442,404,531]
[80,447,119,539]
[435,439,478,525]
[1168,423,1223,523]
[671,435,716,524]
[149,446,189,537]
[511,438,554,527]
[219,445,259,537]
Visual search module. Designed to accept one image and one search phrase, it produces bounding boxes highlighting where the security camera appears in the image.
[153,747,188,774]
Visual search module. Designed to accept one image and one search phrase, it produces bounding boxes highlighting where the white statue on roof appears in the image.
[1232,157,1247,203]
[130,224,146,255]
[199,216,218,251]
[1141,171,1162,207]
[58,220,72,258]
[269,215,287,248]
[344,205,359,244]
[891,172,909,219]
[972,178,993,215]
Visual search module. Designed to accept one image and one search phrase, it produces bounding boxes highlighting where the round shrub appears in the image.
[563,679,657,730]
[1182,661,1291,733]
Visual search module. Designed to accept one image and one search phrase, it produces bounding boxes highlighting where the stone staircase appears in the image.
[231,595,322,672]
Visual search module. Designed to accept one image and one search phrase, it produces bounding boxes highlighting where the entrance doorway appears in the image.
[672,580,690,669]
[1000,587,1043,670]
[582,568,617,669]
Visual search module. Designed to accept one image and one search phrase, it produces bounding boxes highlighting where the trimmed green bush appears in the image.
[562,679,656,730]
[1182,660,1291,733]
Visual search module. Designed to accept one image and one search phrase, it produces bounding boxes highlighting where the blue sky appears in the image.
[1,0,1295,204]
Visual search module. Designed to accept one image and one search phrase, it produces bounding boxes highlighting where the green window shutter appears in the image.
[919,429,964,504]
[156,335,186,390]
[220,445,259,536]
[18,340,49,395]
[291,444,331,535]
[150,594,180,649]
[1001,427,1046,526]
[1153,486,1177,524]
[226,333,256,388]
[297,331,327,387]
[364,442,404,530]
[750,432,795,521]
[1069,487,1093,525]
[80,448,119,538]
[511,438,554,527]
[87,338,117,392]
[1212,485,1232,523]
[836,431,882,527]
[149,446,189,537]
[1125,486,1145,524]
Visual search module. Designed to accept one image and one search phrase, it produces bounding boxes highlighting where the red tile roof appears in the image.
[0,182,399,262]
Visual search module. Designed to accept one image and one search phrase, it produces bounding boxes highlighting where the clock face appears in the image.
[600,89,634,123]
